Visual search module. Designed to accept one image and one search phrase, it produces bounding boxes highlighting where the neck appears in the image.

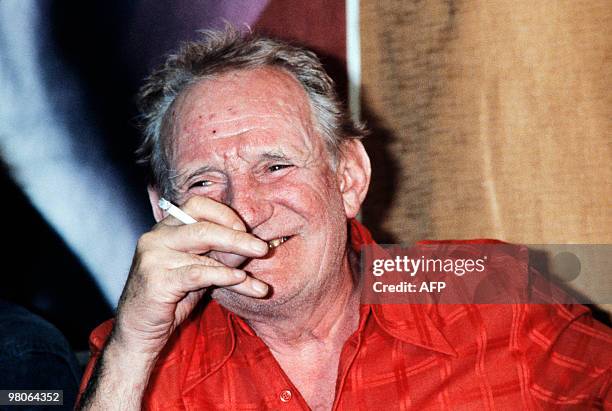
[247,250,361,353]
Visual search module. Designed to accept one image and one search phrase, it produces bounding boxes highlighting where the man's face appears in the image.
[164,67,354,315]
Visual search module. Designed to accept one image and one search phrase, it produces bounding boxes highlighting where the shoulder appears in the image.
[427,301,611,368]
[440,303,611,407]
[0,300,80,397]
[519,304,611,400]
[0,300,76,362]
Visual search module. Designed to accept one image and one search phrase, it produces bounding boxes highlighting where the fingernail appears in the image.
[251,241,268,254]
[252,281,268,295]
[233,222,246,231]
[233,270,246,279]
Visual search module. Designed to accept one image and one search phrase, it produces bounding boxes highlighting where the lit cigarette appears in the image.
[158,198,197,224]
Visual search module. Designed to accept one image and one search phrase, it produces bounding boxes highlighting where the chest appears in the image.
[273,353,340,411]
[153,321,604,410]
[176,341,552,411]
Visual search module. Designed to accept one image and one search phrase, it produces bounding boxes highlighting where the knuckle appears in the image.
[214,203,231,218]
[185,265,200,283]
[185,266,203,284]
[194,222,214,238]
[137,231,157,250]
[224,210,242,229]
[136,235,149,251]
[231,229,246,245]
[185,195,209,213]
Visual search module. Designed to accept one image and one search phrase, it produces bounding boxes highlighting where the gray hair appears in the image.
[135,27,366,199]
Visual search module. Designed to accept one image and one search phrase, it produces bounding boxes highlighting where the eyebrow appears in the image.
[259,150,290,162]
[171,165,218,188]
[173,149,292,186]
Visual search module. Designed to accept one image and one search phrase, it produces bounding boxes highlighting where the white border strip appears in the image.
[346,0,361,123]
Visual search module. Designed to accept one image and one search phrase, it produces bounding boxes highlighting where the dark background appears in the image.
[1,0,348,352]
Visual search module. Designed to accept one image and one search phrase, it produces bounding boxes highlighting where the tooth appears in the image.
[267,236,291,249]
[269,238,282,248]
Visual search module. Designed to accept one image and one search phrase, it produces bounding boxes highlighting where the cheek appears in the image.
[267,172,344,221]
[175,190,227,207]
[185,186,228,204]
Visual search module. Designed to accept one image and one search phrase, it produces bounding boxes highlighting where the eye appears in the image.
[189,180,213,189]
[268,164,293,172]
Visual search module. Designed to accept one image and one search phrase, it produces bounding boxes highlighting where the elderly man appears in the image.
[78,30,610,410]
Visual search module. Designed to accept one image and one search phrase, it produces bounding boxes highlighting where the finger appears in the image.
[179,250,250,271]
[207,251,248,269]
[157,222,269,257]
[172,249,247,270]
[160,196,246,231]
[145,250,226,270]
[172,265,268,297]
[169,254,269,297]
[173,264,247,292]
[224,275,269,298]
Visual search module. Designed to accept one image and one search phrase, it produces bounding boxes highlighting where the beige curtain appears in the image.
[360,0,611,311]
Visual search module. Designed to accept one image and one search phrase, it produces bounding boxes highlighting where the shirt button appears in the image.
[279,389,292,402]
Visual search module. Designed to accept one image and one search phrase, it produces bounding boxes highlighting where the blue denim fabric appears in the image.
[0,300,81,411]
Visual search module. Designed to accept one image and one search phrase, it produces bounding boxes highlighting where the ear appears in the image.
[147,185,166,222]
[337,139,371,219]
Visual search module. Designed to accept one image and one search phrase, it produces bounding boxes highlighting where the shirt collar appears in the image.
[350,219,457,357]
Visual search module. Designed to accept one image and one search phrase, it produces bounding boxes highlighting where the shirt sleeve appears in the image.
[76,319,115,405]
[521,303,611,409]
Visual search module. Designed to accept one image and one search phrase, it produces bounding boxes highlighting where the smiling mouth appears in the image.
[267,236,293,249]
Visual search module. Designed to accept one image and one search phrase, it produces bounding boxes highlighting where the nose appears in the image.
[227,176,274,231]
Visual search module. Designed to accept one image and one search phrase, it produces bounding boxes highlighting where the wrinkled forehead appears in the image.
[165,67,322,163]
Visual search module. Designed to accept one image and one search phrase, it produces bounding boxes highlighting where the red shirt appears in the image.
[80,221,611,410]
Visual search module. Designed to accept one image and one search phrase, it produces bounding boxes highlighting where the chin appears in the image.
[210,275,319,320]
